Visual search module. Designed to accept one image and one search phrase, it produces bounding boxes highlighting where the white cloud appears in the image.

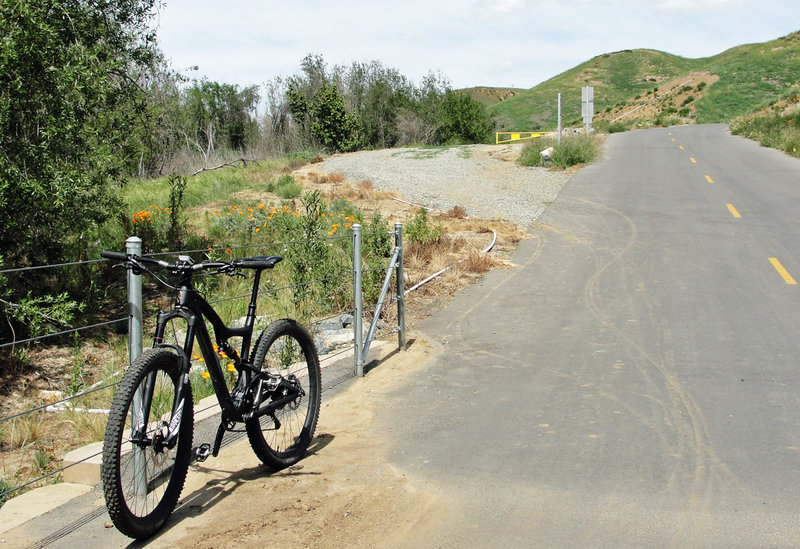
[487,0,527,13]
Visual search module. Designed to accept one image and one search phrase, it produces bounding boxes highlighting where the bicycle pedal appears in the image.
[193,443,212,462]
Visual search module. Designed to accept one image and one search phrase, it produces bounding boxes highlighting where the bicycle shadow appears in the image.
[125,433,336,548]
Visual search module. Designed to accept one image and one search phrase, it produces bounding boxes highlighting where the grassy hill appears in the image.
[476,30,800,131]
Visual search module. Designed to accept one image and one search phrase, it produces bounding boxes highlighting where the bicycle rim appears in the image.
[246,319,320,468]
[102,349,193,538]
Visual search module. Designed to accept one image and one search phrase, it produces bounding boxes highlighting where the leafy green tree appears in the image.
[182,79,260,153]
[435,91,495,144]
[341,61,413,148]
[309,84,362,152]
[0,0,162,265]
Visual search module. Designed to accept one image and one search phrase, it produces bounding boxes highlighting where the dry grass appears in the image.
[328,172,346,184]
[0,339,123,497]
[445,205,468,219]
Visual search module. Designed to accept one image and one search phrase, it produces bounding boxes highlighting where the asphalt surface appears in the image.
[381,124,800,547]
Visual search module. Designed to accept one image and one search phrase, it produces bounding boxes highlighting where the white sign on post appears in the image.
[581,86,594,124]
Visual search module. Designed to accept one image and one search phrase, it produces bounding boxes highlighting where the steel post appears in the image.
[126,236,143,364]
[352,224,364,377]
[394,223,407,351]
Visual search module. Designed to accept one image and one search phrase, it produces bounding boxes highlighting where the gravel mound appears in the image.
[318,144,572,227]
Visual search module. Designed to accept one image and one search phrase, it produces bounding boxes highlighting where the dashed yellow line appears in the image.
[705,175,714,184]
[769,258,798,285]
[690,157,697,163]
[726,203,741,218]
[679,145,685,150]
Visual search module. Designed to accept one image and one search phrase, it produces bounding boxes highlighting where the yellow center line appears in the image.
[769,257,798,285]
[690,157,697,163]
[726,203,741,218]
[705,175,714,184]
[679,145,685,150]
[671,138,676,142]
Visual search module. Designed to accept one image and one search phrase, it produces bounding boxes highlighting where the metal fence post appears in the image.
[352,224,364,377]
[126,236,143,364]
[125,236,146,496]
[394,222,407,351]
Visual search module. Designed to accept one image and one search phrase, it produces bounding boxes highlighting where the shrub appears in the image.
[518,135,601,168]
[405,208,443,245]
[731,109,800,156]
[269,174,302,198]
[607,122,628,133]
[0,477,12,508]
[434,91,495,144]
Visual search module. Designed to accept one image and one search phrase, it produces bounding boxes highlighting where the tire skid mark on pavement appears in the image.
[565,197,753,544]
[441,229,546,335]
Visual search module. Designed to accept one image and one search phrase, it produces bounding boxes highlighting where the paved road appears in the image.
[381,125,800,547]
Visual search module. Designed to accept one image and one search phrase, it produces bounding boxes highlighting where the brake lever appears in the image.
[215,266,244,278]
[113,261,144,276]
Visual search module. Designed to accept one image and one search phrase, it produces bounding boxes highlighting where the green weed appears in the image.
[518,135,601,168]
[405,208,443,245]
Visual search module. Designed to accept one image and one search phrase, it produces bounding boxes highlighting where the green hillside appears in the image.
[481,30,800,131]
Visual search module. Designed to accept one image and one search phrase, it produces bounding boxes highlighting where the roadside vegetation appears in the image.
[730,91,800,157]
[0,1,495,356]
[518,135,602,168]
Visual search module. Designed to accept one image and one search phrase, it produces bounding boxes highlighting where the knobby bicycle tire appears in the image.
[101,348,194,539]
[246,318,321,469]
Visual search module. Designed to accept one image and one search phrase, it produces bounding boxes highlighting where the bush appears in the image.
[608,122,628,133]
[434,91,494,144]
[269,174,302,198]
[518,135,601,168]
[731,109,800,156]
[405,208,443,245]
[0,477,12,508]
[126,175,192,253]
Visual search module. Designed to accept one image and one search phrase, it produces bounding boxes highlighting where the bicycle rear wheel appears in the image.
[101,348,194,539]
[246,319,321,469]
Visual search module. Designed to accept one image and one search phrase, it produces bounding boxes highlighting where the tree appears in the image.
[182,79,260,155]
[435,91,495,144]
[0,0,162,265]
[309,84,362,152]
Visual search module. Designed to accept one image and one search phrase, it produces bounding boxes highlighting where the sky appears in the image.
[154,0,800,90]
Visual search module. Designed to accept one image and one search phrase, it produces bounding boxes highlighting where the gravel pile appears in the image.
[318,144,572,227]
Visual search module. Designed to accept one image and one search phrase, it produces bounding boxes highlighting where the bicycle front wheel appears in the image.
[101,348,194,539]
[246,319,321,469]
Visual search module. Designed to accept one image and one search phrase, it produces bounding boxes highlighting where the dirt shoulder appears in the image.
[155,337,446,549]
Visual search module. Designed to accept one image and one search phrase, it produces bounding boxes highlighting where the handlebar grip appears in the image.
[101,251,128,261]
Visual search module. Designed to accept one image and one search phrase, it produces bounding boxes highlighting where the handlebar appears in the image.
[100,251,282,275]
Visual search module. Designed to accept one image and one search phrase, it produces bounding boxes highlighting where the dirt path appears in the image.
[153,337,446,548]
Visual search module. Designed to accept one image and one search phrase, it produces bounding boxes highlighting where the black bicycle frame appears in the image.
[152,268,266,440]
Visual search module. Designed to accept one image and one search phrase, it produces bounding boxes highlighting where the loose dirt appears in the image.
[154,337,447,548]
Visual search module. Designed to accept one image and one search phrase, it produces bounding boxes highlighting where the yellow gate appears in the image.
[495,131,548,144]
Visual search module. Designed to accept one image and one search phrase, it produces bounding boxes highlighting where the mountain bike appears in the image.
[99,251,321,539]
